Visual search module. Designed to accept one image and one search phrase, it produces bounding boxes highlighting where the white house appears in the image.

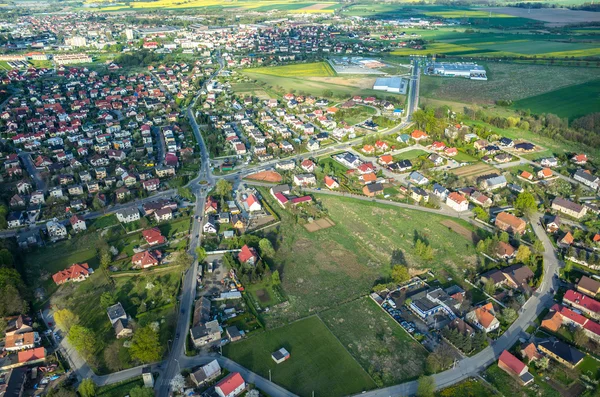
[215,372,246,397]
[446,192,469,212]
[46,218,67,241]
[115,207,141,223]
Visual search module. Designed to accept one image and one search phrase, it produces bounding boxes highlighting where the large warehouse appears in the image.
[373,77,408,94]
[431,62,487,80]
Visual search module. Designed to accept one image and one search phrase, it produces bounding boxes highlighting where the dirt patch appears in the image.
[255,289,271,303]
[451,163,496,179]
[246,170,282,183]
[307,76,378,89]
[440,219,479,244]
[303,217,336,232]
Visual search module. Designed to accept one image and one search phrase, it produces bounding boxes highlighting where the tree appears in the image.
[195,246,207,263]
[174,250,193,268]
[104,340,130,372]
[484,278,496,296]
[215,179,232,198]
[177,187,194,201]
[170,374,185,393]
[416,375,435,397]
[78,379,97,397]
[515,191,537,216]
[426,344,453,373]
[54,309,79,333]
[515,245,532,264]
[535,356,549,370]
[129,387,155,397]
[415,239,433,260]
[502,307,518,324]
[259,238,275,258]
[271,270,281,285]
[499,232,510,243]
[130,326,162,363]
[391,265,410,284]
[99,248,111,270]
[0,268,28,317]
[473,207,489,222]
[100,292,117,309]
[533,239,544,254]
[68,325,98,359]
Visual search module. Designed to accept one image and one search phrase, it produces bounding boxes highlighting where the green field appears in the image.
[392,149,428,161]
[85,0,340,12]
[223,316,376,397]
[436,378,499,397]
[484,364,559,397]
[97,377,144,397]
[420,63,600,105]
[512,79,600,120]
[245,61,335,77]
[261,191,479,325]
[320,297,426,385]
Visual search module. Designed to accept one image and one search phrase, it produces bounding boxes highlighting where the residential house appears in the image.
[190,360,221,386]
[482,175,507,191]
[52,263,91,285]
[546,215,561,233]
[446,318,475,337]
[411,187,429,202]
[573,169,599,190]
[226,326,242,342]
[495,241,516,260]
[190,320,221,348]
[446,192,468,212]
[115,207,140,223]
[498,350,534,385]
[577,276,600,298]
[411,129,428,141]
[4,332,36,352]
[203,221,217,234]
[154,208,172,222]
[572,154,587,165]
[552,197,587,219]
[69,215,86,232]
[480,264,534,291]
[563,289,600,320]
[495,212,527,234]
[132,250,161,269]
[324,176,339,190]
[215,372,246,397]
[409,171,429,185]
[238,245,258,266]
[142,228,166,246]
[466,302,500,332]
[107,302,132,339]
[537,339,585,368]
[363,183,384,197]
[293,174,316,187]
[46,218,68,241]
[245,194,262,212]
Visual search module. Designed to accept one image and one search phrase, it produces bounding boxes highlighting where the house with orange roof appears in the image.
[444,147,458,157]
[361,172,377,184]
[378,155,394,165]
[572,154,587,165]
[411,129,428,141]
[498,350,534,385]
[362,145,375,155]
[326,107,338,114]
[537,168,553,179]
[465,302,500,332]
[142,227,166,246]
[519,171,533,181]
[18,347,46,365]
[431,141,446,151]
[52,263,92,285]
[324,176,339,190]
[375,140,389,151]
[238,245,258,266]
[521,343,542,362]
[446,192,468,212]
[495,212,527,235]
[245,194,262,212]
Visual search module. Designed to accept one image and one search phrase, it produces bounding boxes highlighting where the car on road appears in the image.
[175,333,180,339]
[181,309,185,314]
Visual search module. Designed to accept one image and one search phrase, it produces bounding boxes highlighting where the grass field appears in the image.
[261,191,479,324]
[97,377,143,397]
[223,316,376,397]
[512,79,600,120]
[246,62,335,77]
[436,378,498,397]
[578,355,600,381]
[392,149,428,161]
[420,63,600,105]
[484,364,559,397]
[320,297,426,385]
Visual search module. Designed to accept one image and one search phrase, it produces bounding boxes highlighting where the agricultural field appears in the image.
[420,63,600,105]
[245,62,335,78]
[450,163,497,182]
[261,191,480,325]
[223,316,376,397]
[84,0,339,12]
[320,297,427,386]
[512,79,600,120]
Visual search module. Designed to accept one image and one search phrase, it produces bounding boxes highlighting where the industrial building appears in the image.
[372,77,408,94]
[430,62,487,80]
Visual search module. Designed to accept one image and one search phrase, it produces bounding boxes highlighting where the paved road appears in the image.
[18,152,47,193]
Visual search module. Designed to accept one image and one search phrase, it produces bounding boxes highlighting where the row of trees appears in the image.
[441,327,487,355]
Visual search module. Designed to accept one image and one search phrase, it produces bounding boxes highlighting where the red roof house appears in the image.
[563,289,600,320]
[215,372,246,397]
[52,263,91,285]
[142,227,166,246]
[238,245,258,265]
[18,347,46,363]
[132,250,160,269]
[498,350,533,385]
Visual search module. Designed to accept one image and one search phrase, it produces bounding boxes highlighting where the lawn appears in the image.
[245,61,335,77]
[392,149,428,161]
[261,191,480,325]
[222,316,376,397]
[320,297,427,386]
[512,79,600,120]
[577,355,600,381]
[96,377,143,397]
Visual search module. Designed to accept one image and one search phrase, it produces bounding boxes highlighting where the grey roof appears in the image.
[574,169,599,183]
[116,207,139,217]
[271,184,290,194]
[553,197,584,213]
[485,175,507,186]
[538,339,585,365]
[107,302,126,322]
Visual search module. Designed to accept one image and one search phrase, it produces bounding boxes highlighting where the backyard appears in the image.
[223,316,376,397]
